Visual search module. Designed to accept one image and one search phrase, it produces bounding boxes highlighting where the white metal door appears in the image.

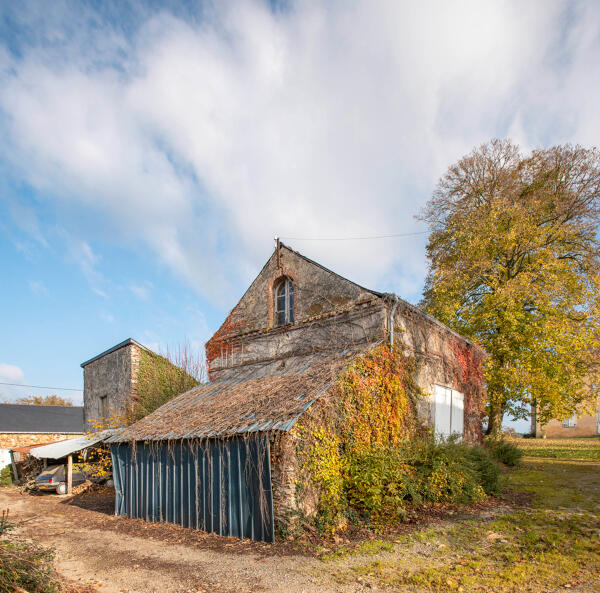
[450,390,464,437]
[434,385,452,438]
[434,385,464,439]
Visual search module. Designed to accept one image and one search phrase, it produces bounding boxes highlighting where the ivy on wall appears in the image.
[296,345,425,530]
[132,350,200,421]
[294,345,494,533]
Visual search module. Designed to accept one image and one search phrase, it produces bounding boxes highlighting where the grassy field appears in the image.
[324,438,600,592]
[516,437,600,460]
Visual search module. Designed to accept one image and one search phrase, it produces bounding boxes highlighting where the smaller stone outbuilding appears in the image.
[82,338,198,430]
[81,338,148,430]
[0,403,84,449]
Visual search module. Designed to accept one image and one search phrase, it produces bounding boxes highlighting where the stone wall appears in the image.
[0,433,81,449]
[392,301,486,444]
[206,245,377,377]
[83,343,140,429]
[210,300,386,381]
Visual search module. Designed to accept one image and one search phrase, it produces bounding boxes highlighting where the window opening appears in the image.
[275,277,294,325]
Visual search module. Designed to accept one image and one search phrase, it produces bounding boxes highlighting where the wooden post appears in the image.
[9,451,19,483]
[67,455,73,495]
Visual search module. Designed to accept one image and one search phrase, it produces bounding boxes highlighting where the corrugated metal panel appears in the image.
[110,435,274,542]
[30,429,117,459]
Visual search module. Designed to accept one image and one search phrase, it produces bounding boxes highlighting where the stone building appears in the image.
[536,409,600,438]
[81,338,147,430]
[107,243,487,541]
[206,243,485,442]
[0,403,84,449]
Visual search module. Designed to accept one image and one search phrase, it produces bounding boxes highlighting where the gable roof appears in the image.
[106,349,366,443]
[81,338,149,368]
[280,242,382,297]
[0,404,84,434]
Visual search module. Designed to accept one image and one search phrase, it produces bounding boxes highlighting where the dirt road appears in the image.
[0,487,348,593]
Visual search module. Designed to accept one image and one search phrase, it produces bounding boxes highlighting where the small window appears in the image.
[100,395,108,419]
[274,277,294,326]
[562,415,577,428]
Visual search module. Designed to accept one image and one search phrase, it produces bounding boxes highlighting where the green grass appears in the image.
[322,441,600,592]
[515,437,600,461]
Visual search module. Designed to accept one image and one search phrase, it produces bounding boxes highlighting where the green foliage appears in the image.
[0,516,60,593]
[485,437,523,467]
[298,347,502,531]
[0,468,11,487]
[467,446,502,495]
[343,438,500,527]
[420,139,600,434]
[133,346,203,421]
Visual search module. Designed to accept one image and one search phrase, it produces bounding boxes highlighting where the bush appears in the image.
[342,438,499,527]
[0,467,11,487]
[0,517,60,593]
[485,438,523,467]
[467,446,502,495]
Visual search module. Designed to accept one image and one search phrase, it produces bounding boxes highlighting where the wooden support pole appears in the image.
[67,455,73,495]
[9,451,19,483]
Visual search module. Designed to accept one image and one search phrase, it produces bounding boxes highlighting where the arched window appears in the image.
[275,277,294,326]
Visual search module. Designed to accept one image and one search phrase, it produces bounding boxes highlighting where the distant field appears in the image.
[515,437,600,460]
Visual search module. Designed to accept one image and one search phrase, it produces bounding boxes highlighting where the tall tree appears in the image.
[420,139,600,435]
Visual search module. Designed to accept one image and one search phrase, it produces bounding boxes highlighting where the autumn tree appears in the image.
[12,394,73,406]
[420,139,600,435]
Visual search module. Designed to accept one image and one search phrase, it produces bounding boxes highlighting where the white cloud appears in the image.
[29,280,48,295]
[129,281,152,300]
[65,238,107,297]
[0,1,599,304]
[0,363,25,384]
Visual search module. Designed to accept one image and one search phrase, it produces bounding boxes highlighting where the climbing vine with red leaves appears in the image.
[451,339,487,442]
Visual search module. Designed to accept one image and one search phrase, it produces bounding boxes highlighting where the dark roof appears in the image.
[0,404,84,434]
[107,349,366,443]
[81,338,149,368]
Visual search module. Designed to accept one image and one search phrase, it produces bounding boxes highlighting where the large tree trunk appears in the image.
[486,403,504,437]
[530,399,538,437]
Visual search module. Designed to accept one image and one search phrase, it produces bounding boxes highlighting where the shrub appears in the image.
[0,516,60,593]
[341,438,498,528]
[405,438,489,503]
[467,446,502,495]
[345,449,416,523]
[0,467,11,487]
[485,437,523,467]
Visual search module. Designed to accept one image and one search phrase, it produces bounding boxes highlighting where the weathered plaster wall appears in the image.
[538,413,600,438]
[83,344,140,429]
[210,300,386,381]
[0,432,81,449]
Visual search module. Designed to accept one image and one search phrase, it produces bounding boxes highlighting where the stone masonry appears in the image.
[0,433,77,449]
[81,339,145,430]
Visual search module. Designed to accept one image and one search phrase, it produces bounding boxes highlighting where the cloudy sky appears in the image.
[1,0,599,421]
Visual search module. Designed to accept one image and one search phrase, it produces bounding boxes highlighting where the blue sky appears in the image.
[1,1,599,432]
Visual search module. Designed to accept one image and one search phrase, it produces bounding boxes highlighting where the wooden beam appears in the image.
[9,451,19,483]
[67,455,73,495]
